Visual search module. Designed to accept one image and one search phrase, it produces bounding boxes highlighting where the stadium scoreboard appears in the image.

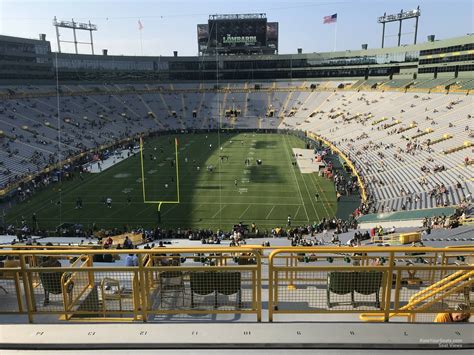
[197,13,278,55]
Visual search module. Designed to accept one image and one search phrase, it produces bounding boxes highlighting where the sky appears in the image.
[0,0,472,56]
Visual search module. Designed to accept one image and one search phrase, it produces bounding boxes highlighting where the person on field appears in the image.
[75,197,83,209]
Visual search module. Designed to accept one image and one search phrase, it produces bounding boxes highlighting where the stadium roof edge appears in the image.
[0,34,48,45]
[47,34,474,61]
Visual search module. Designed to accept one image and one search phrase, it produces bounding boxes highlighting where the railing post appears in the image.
[252,270,257,310]
[440,251,448,279]
[13,272,24,313]
[274,269,279,316]
[256,251,262,322]
[268,252,274,322]
[383,252,395,322]
[430,252,438,285]
[138,254,148,322]
[132,272,140,321]
[19,254,34,323]
[87,254,95,288]
[393,270,401,311]
[61,274,71,321]
[288,253,296,290]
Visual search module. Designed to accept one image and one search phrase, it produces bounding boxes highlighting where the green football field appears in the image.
[5,132,342,231]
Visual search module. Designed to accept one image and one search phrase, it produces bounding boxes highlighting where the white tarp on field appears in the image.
[292,148,325,174]
[84,147,139,174]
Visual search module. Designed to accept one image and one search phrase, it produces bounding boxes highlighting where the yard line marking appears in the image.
[265,205,276,219]
[287,138,320,221]
[135,205,154,217]
[52,201,303,206]
[308,173,331,216]
[161,204,179,217]
[288,135,321,220]
[239,204,252,219]
[31,167,110,210]
[13,133,317,229]
[106,204,136,219]
[294,205,301,219]
[48,217,312,223]
[282,134,309,222]
[298,161,320,221]
[211,205,226,219]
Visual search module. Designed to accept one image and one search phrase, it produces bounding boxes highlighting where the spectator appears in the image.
[123,236,133,249]
[434,304,470,323]
[103,236,113,249]
[125,253,138,267]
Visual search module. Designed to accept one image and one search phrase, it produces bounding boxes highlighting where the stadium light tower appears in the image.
[53,16,98,54]
[378,6,420,48]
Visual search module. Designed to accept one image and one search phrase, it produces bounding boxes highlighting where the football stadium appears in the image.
[0,0,473,352]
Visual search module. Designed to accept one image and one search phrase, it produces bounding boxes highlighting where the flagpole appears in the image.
[333,21,337,52]
[140,30,143,56]
[138,19,144,56]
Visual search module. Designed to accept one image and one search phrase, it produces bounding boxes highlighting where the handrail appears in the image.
[0,245,471,256]
[1,246,263,322]
[0,244,103,250]
[403,270,474,309]
[267,246,474,260]
[0,245,472,256]
[61,254,90,319]
[0,246,261,254]
[1,246,472,323]
[360,270,473,322]
[267,247,473,322]
[404,269,466,302]
[409,281,473,314]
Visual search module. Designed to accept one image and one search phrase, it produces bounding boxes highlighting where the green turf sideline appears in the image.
[5,132,341,230]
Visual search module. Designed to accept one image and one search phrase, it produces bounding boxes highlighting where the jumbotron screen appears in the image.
[197,14,278,54]
[208,18,267,49]
[209,19,267,48]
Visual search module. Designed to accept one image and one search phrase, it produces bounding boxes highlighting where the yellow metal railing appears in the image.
[267,246,473,322]
[61,255,91,320]
[0,246,472,323]
[0,247,262,323]
[360,269,473,322]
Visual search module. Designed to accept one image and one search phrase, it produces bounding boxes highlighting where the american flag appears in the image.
[138,19,144,31]
[323,13,337,24]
